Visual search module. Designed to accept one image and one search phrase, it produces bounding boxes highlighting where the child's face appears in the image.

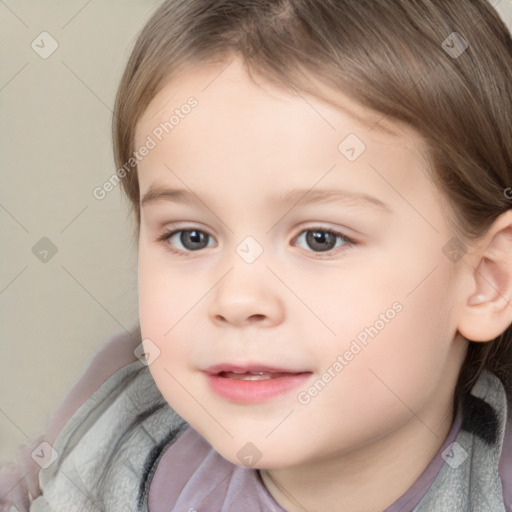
[135,58,467,469]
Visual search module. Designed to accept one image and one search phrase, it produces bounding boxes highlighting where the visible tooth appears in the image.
[223,371,273,380]
[237,373,271,380]
[232,371,265,375]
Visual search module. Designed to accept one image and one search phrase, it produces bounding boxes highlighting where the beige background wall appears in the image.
[1,0,512,462]
[0,1,158,460]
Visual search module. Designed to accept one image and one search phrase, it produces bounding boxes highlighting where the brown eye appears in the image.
[294,229,353,253]
[306,230,338,252]
[160,229,216,253]
[178,230,210,250]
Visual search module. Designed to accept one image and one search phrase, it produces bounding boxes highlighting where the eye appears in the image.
[293,228,354,253]
[156,229,216,254]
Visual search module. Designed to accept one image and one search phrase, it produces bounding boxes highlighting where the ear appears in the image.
[457,210,512,342]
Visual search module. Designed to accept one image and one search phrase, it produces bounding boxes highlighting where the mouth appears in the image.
[204,364,312,403]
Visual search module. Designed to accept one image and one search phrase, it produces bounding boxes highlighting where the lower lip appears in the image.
[205,372,311,403]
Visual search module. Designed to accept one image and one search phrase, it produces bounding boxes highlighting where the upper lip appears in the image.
[204,363,309,375]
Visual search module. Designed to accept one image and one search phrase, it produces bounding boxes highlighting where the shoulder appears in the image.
[36,336,188,512]
[414,371,511,512]
[499,398,512,511]
[467,371,512,511]
[2,330,144,512]
[44,329,143,445]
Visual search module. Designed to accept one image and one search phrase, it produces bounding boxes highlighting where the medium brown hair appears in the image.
[112,0,512,398]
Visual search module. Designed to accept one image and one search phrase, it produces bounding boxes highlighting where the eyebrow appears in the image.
[275,188,392,213]
[140,185,392,213]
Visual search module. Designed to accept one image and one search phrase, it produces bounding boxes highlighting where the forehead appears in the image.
[136,56,420,146]
[134,57,431,208]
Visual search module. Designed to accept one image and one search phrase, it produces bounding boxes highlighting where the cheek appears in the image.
[276,282,457,464]
[138,236,199,329]
[138,245,200,365]
[138,254,206,419]
[340,277,453,406]
[304,249,457,415]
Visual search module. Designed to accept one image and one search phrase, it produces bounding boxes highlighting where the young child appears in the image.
[2,0,512,510]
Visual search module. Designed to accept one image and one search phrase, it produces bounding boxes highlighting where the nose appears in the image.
[208,264,285,328]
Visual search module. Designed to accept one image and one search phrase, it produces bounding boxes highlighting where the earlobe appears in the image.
[457,211,512,342]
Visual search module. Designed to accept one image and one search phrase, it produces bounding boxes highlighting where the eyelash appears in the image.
[154,227,357,258]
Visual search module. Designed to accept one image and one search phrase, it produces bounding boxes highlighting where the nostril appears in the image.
[249,314,266,322]
[213,313,265,325]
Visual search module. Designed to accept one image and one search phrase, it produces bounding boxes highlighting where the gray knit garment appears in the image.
[27,361,510,511]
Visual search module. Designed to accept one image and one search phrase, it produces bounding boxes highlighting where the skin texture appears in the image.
[134,57,474,512]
